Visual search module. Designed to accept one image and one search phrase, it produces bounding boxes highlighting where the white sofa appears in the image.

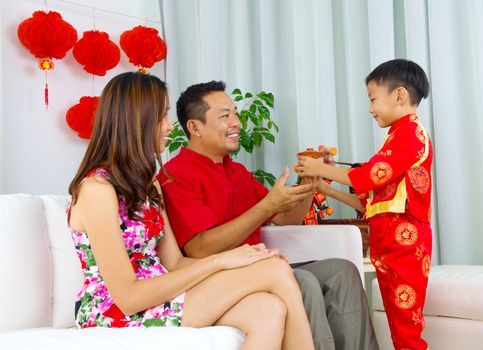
[372,265,483,350]
[0,194,364,349]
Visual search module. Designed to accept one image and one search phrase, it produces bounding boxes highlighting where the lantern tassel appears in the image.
[44,83,49,109]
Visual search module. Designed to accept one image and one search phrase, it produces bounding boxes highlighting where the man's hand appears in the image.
[262,167,314,214]
[299,175,320,188]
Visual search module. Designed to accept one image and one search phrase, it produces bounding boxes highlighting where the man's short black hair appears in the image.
[365,59,429,106]
[176,81,226,138]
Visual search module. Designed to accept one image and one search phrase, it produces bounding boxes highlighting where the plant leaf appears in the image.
[249,104,257,114]
[259,93,274,108]
[264,133,275,143]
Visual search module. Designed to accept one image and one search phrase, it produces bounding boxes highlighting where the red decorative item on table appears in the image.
[66,96,99,139]
[304,190,334,225]
[17,10,78,108]
[73,30,120,76]
[120,25,167,73]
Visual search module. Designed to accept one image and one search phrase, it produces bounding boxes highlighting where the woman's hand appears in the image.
[217,243,284,270]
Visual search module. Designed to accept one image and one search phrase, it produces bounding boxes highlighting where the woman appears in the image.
[68,72,314,350]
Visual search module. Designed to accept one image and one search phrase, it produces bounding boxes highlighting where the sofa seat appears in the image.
[0,193,364,349]
[372,265,483,350]
[0,327,244,350]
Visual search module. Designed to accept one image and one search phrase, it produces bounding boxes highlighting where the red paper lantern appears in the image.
[73,30,120,76]
[17,10,78,107]
[120,25,167,72]
[66,96,99,139]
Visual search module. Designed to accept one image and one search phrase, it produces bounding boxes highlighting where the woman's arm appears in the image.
[75,177,279,316]
[156,204,198,270]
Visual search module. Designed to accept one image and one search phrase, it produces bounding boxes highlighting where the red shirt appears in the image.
[348,114,433,223]
[159,148,269,248]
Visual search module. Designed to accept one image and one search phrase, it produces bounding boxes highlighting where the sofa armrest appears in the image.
[260,225,364,285]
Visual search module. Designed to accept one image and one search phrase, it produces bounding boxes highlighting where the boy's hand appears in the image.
[316,179,331,195]
[320,148,336,165]
[297,156,325,177]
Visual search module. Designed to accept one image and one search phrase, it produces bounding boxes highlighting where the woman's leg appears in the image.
[214,292,286,350]
[181,257,314,350]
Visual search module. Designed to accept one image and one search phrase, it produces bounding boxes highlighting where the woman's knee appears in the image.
[251,293,287,331]
[263,257,295,279]
[260,293,287,318]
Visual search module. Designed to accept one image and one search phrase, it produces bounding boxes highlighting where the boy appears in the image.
[297,59,432,350]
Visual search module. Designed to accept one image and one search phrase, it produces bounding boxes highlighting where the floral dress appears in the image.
[70,167,184,328]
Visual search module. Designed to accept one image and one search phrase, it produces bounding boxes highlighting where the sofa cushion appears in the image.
[373,310,483,350]
[0,326,245,350]
[0,194,53,330]
[261,225,365,285]
[41,195,83,328]
[372,265,483,321]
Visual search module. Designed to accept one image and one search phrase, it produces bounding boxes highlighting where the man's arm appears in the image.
[183,168,314,258]
[183,199,274,258]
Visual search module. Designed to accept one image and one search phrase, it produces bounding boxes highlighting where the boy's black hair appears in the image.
[365,59,429,106]
[176,81,226,139]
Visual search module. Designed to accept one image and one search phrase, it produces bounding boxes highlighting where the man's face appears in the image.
[367,81,399,128]
[196,91,241,158]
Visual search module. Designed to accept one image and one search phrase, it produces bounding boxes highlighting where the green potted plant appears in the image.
[166,88,279,186]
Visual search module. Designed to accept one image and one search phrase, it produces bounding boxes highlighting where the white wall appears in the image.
[1,0,163,194]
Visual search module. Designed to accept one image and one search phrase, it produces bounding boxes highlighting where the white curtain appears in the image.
[160,0,483,265]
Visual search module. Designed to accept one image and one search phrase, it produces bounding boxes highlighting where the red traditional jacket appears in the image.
[348,114,433,223]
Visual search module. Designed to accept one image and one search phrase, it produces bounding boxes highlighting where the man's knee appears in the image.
[301,258,361,284]
[330,258,360,279]
[292,268,327,312]
[293,268,320,295]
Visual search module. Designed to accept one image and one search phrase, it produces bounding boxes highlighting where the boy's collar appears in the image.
[388,113,418,134]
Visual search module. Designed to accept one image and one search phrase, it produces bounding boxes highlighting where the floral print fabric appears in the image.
[70,167,184,328]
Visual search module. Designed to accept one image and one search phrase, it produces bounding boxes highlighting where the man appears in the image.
[159,81,379,350]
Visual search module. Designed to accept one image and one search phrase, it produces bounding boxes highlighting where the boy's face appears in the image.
[367,81,400,128]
